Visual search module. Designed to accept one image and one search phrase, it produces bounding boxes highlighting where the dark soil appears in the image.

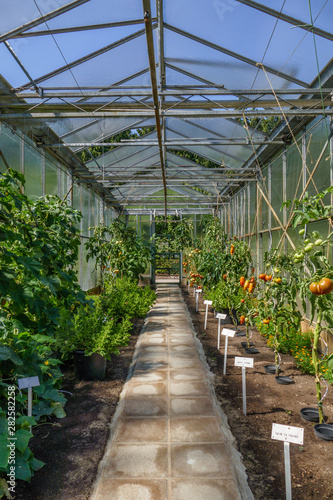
[13,288,333,500]
[182,286,333,500]
[14,318,144,500]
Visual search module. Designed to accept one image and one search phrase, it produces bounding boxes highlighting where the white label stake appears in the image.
[216,314,227,349]
[18,376,40,430]
[271,423,304,500]
[204,300,213,329]
[220,328,235,375]
[234,357,254,415]
[195,288,202,312]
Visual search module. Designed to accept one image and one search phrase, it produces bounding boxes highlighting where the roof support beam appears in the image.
[235,0,333,42]
[142,0,168,220]
[44,140,285,147]
[10,88,333,99]
[12,19,157,38]
[5,109,332,118]
[164,23,310,88]
[0,0,90,43]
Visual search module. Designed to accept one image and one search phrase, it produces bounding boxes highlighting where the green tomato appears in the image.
[274,267,280,274]
[304,243,314,253]
[299,228,305,235]
[314,239,323,246]
[266,263,271,268]
[311,230,320,239]
[304,238,311,245]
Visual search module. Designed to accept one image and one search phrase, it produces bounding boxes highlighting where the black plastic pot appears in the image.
[235,331,246,337]
[275,376,294,385]
[313,423,333,441]
[264,364,278,374]
[241,342,254,348]
[73,350,106,381]
[300,407,320,423]
[244,347,260,354]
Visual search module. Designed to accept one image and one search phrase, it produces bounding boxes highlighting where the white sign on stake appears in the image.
[234,357,254,415]
[271,423,304,500]
[18,376,40,390]
[221,327,235,337]
[216,315,227,349]
[18,376,40,425]
[271,423,304,445]
[234,357,254,368]
[216,313,226,320]
[220,328,235,375]
[204,300,213,330]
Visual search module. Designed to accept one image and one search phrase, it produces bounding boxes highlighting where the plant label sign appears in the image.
[18,376,40,390]
[234,357,254,368]
[216,313,227,320]
[204,300,213,330]
[271,423,304,445]
[221,328,235,337]
[195,289,202,293]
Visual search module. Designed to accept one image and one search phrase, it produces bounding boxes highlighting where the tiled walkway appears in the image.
[91,284,253,500]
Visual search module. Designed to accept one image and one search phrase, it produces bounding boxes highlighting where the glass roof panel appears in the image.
[163,28,305,90]
[0,0,71,33]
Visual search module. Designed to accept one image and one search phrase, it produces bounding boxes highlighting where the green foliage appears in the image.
[55,278,156,359]
[284,188,333,228]
[86,219,154,282]
[154,216,193,252]
[0,169,87,336]
[76,127,155,164]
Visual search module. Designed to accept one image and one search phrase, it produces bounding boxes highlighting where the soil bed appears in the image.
[14,318,144,500]
[182,286,333,500]
[13,287,333,500]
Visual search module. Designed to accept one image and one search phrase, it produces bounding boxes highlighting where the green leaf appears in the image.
[30,457,45,472]
[15,453,32,482]
[0,346,23,366]
[0,435,10,469]
[14,429,33,454]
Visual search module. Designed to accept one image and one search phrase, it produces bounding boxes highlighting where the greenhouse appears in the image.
[1,1,333,499]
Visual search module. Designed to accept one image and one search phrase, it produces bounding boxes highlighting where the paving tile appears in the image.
[170,417,225,442]
[169,380,210,397]
[126,382,167,397]
[131,370,167,383]
[170,369,205,382]
[171,478,242,500]
[169,357,202,369]
[170,397,215,417]
[171,443,234,477]
[93,479,167,500]
[168,350,199,360]
[103,444,168,478]
[122,397,167,417]
[115,418,168,442]
[134,360,168,371]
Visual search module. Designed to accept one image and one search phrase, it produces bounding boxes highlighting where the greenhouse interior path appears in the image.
[91,284,253,500]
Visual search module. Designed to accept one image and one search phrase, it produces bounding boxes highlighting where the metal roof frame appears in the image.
[0,0,332,213]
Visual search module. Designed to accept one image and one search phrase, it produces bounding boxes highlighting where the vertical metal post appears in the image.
[150,210,155,284]
[242,366,247,415]
[302,127,307,193]
[27,387,32,417]
[217,318,221,350]
[41,148,45,195]
[268,161,272,249]
[282,145,287,254]
[204,303,208,330]
[223,335,229,375]
[330,119,333,264]
[284,441,292,500]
